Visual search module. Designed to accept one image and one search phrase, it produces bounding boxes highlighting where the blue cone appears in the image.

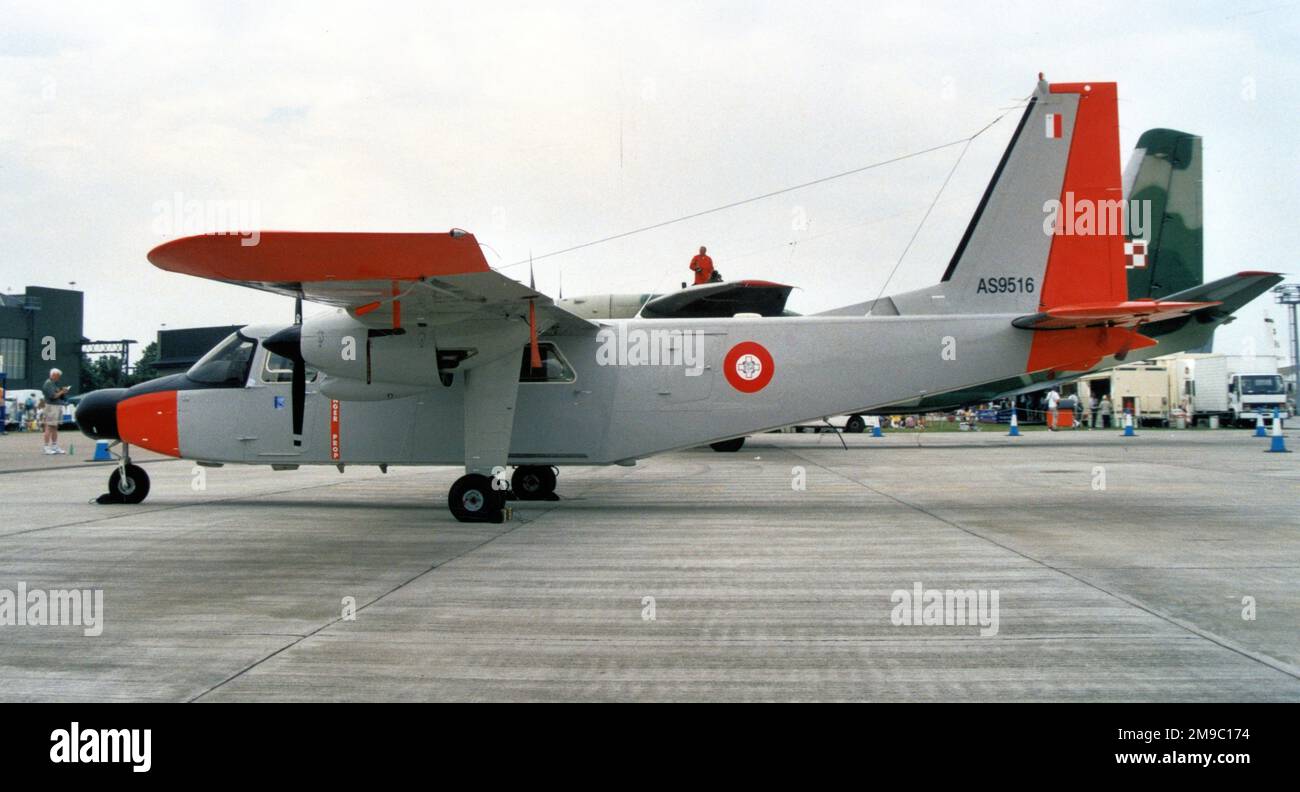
[93,440,113,461]
[1267,409,1289,453]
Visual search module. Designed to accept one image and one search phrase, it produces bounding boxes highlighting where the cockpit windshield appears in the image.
[187,332,257,386]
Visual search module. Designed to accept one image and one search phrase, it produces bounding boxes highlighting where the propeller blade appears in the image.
[265,311,306,448]
[291,352,305,447]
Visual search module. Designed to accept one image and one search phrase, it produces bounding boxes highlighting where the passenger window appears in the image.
[262,351,319,384]
[519,343,576,384]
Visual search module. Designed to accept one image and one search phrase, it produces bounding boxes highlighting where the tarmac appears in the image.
[1,426,1297,702]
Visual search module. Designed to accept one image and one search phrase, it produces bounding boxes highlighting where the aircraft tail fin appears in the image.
[1123,129,1203,299]
[868,76,1127,319]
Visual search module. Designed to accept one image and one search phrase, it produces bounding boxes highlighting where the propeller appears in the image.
[263,292,306,448]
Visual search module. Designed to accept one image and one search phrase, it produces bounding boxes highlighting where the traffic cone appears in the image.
[93,440,113,461]
[871,417,883,438]
[1254,413,1267,437]
[1122,411,1136,437]
[1008,406,1020,436]
[1267,408,1289,453]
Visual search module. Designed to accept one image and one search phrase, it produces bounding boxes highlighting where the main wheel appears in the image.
[448,473,505,523]
[107,463,150,505]
[845,415,866,433]
[709,437,745,453]
[511,465,557,500]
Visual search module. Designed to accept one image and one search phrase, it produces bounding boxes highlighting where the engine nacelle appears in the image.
[300,310,441,387]
[300,309,532,388]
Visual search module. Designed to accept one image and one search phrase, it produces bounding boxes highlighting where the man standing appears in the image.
[1045,387,1062,431]
[1099,394,1114,428]
[42,368,70,455]
[689,246,715,286]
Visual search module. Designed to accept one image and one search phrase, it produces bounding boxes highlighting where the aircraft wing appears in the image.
[147,231,597,335]
[1011,299,1221,331]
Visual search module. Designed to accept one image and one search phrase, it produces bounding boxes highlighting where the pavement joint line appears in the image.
[184,467,623,702]
[186,523,527,702]
[787,447,1300,684]
[0,469,408,540]
[0,458,180,476]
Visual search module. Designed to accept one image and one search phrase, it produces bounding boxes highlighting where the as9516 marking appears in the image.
[976,276,1035,294]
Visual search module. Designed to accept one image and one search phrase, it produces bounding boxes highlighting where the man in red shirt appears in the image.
[689,246,714,285]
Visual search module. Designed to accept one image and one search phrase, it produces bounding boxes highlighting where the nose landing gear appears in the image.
[96,443,151,505]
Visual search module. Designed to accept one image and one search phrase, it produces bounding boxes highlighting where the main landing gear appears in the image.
[510,465,559,501]
[447,465,559,523]
[96,443,151,505]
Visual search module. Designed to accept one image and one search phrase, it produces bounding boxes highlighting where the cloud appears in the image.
[0,0,1296,359]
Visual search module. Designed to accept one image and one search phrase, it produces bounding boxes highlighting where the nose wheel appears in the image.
[101,462,151,505]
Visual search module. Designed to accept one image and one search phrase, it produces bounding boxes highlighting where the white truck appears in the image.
[1186,354,1288,426]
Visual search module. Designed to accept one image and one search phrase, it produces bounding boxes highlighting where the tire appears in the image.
[511,465,557,500]
[709,437,745,453]
[845,415,866,433]
[108,464,150,505]
[448,473,505,523]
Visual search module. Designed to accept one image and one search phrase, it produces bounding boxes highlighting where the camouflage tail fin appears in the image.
[1123,129,1203,299]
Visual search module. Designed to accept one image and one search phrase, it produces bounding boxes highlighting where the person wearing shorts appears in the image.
[42,368,70,455]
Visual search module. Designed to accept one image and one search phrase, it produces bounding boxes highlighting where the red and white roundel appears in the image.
[724,341,774,393]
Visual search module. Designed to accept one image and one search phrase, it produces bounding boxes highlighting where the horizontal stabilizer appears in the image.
[1158,270,1283,309]
[1012,299,1221,330]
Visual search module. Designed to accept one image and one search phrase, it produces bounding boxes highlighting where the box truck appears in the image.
[1187,354,1288,425]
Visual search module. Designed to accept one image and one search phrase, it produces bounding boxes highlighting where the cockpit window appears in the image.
[262,351,319,384]
[187,332,257,386]
[519,342,576,383]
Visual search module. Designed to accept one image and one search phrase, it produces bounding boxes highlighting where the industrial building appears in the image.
[0,286,83,391]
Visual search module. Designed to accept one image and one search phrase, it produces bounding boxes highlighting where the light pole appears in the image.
[1274,283,1300,402]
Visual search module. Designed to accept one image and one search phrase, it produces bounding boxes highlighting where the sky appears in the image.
[1,0,1298,362]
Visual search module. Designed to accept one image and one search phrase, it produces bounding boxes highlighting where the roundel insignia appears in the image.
[724,341,774,393]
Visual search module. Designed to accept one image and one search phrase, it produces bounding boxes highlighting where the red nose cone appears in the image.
[117,391,181,457]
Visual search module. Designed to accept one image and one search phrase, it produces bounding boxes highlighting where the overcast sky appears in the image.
[2,0,1297,362]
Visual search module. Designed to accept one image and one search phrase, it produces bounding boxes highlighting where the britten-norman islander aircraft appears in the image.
[76,76,1273,522]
